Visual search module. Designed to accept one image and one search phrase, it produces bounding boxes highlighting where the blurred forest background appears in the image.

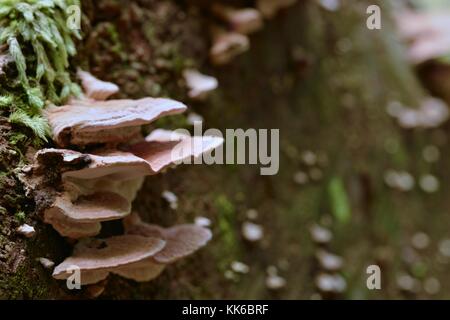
[1,0,450,299]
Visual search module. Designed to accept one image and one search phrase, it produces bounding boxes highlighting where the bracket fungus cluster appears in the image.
[53,214,212,285]
[25,71,223,286]
[208,1,298,65]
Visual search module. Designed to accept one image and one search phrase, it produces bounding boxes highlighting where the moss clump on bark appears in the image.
[0,0,82,141]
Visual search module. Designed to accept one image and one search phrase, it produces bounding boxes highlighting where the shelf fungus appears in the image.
[211,4,264,35]
[210,27,250,66]
[77,69,119,101]
[29,71,224,239]
[53,235,167,285]
[45,97,187,148]
[52,214,212,284]
[114,213,212,282]
[396,10,450,64]
[183,69,218,101]
[25,71,222,286]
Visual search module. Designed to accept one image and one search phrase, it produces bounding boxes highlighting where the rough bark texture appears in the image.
[1,0,449,299]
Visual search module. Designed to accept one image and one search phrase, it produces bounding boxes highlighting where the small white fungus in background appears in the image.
[242,222,264,242]
[195,216,211,227]
[231,261,250,274]
[162,190,178,210]
[16,224,35,238]
[419,174,440,193]
[317,0,340,11]
[39,257,55,269]
[411,232,430,250]
[439,239,450,257]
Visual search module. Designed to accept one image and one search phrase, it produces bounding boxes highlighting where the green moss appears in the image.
[0,0,82,141]
[15,210,26,222]
[214,194,240,270]
[0,265,48,299]
[328,176,351,225]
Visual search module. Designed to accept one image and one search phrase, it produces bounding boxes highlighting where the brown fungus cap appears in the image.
[46,97,187,147]
[124,213,212,264]
[62,130,223,181]
[44,206,101,239]
[127,129,224,174]
[110,213,211,282]
[111,258,166,282]
[210,28,250,66]
[63,177,145,204]
[43,178,146,238]
[77,69,119,101]
[62,150,152,181]
[183,69,218,101]
[396,10,450,64]
[53,235,166,285]
[46,192,131,223]
[211,4,264,35]
[60,130,223,181]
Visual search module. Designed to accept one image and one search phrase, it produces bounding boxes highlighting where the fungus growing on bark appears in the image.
[28,72,223,238]
[77,69,119,101]
[195,216,211,228]
[52,213,212,283]
[161,190,178,210]
[124,213,212,261]
[265,265,286,290]
[387,98,449,129]
[39,257,55,270]
[26,71,222,287]
[310,224,332,245]
[396,11,450,64]
[43,192,131,239]
[183,69,218,101]
[46,97,187,147]
[38,129,222,238]
[16,224,36,238]
[211,4,264,35]
[315,273,347,294]
[315,249,344,272]
[210,28,250,66]
[242,221,264,242]
[53,235,166,285]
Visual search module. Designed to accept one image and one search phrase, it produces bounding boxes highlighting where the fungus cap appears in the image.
[46,192,131,223]
[112,258,166,282]
[396,11,450,64]
[211,4,263,35]
[124,213,212,264]
[210,30,250,65]
[44,206,101,239]
[77,69,119,101]
[53,235,166,281]
[46,97,187,147]
[183,69,218,101]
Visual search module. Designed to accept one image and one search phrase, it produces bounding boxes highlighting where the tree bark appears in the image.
[1,0,446,299]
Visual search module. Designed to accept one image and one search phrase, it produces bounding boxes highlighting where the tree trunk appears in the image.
[1,0,447,299]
